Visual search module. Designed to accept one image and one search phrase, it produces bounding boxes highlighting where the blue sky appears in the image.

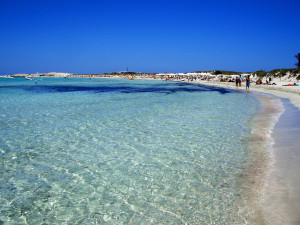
[0,0,299,74]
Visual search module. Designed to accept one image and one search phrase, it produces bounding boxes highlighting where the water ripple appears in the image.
[0,78,259,224]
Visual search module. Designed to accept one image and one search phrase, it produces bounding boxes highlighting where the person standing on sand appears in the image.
[238,75,242,87]
[246,76,250,89]
[235,76,239,87]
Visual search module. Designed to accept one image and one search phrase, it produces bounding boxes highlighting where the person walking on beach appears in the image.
[235,76,239,87]
[246,76,250,89]
[238,75,242,87]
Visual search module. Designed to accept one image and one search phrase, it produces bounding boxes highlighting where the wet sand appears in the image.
[262,98,300,224]
[233,92,283,225]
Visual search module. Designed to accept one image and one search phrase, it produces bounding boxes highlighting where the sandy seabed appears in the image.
[99,75,300,224]
[189,79,300,224]
[17,75,300,223]
[93,76,300,223]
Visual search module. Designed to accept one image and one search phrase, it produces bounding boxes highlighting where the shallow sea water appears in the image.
[0,78,260,224]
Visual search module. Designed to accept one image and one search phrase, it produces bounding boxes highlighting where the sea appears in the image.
[0,77,268,224]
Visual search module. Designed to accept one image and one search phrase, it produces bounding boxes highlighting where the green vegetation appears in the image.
[295,53,300,68]
[252,68,300,81]
[102,72,157,76]
[193,70,242,75]
[213,70,222,75]
[214,70,243,75]
[253,70,267,78]
[104,72,136,75]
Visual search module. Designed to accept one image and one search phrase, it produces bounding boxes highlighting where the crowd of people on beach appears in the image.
[68,73,274,90]
[25,72,298,88]
[163,74,257,89]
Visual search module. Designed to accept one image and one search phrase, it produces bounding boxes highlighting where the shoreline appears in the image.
[189,80,300,110]
[187,80,300,224]
[262,98,300,224]
[243,92,283,224]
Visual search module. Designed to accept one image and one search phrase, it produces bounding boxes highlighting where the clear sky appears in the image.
[0,0,299,74]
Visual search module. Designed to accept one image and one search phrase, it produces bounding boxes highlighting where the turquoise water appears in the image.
[0,78,260,224]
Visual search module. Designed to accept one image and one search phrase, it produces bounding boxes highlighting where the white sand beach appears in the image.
[188,78,300,224]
